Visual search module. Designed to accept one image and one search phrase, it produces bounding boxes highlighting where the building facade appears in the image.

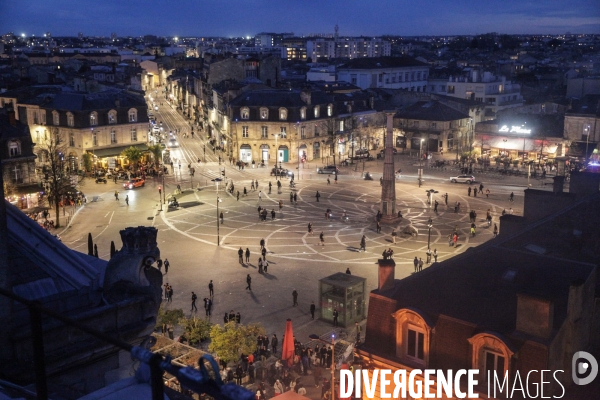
[337,57,429,91]
[307,38,391,61]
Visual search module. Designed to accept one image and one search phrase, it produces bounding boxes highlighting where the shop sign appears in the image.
[499,125,531,134]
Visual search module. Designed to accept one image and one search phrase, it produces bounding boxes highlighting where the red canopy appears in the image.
[281,319,295,367]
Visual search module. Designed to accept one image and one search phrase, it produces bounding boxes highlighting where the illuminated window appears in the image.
[8,140,21,157]
[300,107,306,120]
[111,129,117,144]
[280,126,287,138]
[69,132,75,147]
[339,120,344,132]
[128,108,137,122]
[242,126,249,138]
[261,126,268,138]
[67,112,74,127]
[407,326,425,361]
[90,112,98,126]
[260,108,269,120]
[108,110,117,124]
[279,108,288,121]
[327,104,333,117]
[241,107,249,120]
[53,111,60,125]
[92,131,97,146]
[314,106,320,118]
[131,128,137,141]
[301,126,306,139]
[394,309,430,366]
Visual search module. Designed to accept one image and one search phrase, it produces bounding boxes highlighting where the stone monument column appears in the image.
[380,111,400,223]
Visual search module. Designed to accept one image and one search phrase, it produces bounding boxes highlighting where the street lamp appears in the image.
[309,333,335,400]
[418,138,424,187]
[212,178,223,246]
[427,217,433,250]
[272,133,279,179]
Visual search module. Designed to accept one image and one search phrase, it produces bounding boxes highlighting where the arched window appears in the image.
[8,140,21,157]
[108,109,117,124]
[128,108,138,122]
[260,107,269,120]
[300,107,306,120]
[314,106,320,118]
[241,107,250,120]
[67,112,74,127]
[279,108,288,121]
[90,111,98,126]
[327,104,333,117]
[52,111,60,125]
[468,333,514,382]
[393,308,432,366]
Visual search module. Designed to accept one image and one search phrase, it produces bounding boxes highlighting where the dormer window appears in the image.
[90,111,98,126]
[67,112,74,127]
[327,104,333,117]
[279,108,288,121]
[393,309,431,367]
[241,107,249,120]
[52,111,60,125]
[8,140,21,157]
[468,333,513,384]
[128,108,138,122]
[300,107,306,120]
[108,110,117,124]
[260,108,269,120]
[314,106,320,118]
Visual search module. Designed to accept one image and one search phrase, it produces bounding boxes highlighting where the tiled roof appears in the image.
[45,89,147,111]
[338,56,428,70]
[395,100,470,121]
[229,89,329,108]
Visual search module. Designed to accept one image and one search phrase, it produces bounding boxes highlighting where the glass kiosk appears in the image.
[319,272,366,327]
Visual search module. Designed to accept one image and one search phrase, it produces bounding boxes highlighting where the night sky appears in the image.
[1,0,599,38]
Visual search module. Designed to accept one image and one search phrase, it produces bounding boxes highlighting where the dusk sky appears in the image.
[1,0,599,38]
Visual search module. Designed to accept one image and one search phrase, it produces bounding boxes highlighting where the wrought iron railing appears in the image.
[0,287,254,400]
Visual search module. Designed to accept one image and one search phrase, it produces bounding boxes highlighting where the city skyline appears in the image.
[1,0,599,39]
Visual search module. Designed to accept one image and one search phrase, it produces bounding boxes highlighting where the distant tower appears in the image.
[111,32,117,41]
[380,111,400,223]
[334,24,339,40]
[78,32,83,39]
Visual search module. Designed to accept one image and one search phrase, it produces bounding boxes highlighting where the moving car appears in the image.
[449,175,475,184]
[168,138,179,148]
[317,165,339,174]
[154,105,159,111]
[270,167,291,177]
[123,178,145,189]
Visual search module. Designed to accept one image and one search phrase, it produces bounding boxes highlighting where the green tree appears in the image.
[82,153,93,173]
[156,306,184,329]
[209,322,265,365]
[180,316,213,346]
[147,144,163,169]
[121,146,144,170]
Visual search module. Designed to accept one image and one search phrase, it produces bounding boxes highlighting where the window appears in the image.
[260,108,269,120]
[110,129,117,144]
[53,111,60,125]
[108,110,117,124]
[314,106,320,118]
[301,126,306,139]
[448,85,455,94]
[405,73,409,82]
[131,128,137,142]
[8,141,21,157]
[90,112,98,126]
[41,111,46,124]
[241,107,249,120]
[339,120,344,132]
[279,108,288,121]
[261,126,268,138]
[280,126,287,138]
[407,327,425,361]
[70,132,75,147]
[33,111,39,124]
[92,131,97,146]
[431,122,436,129]
[314,125,320,137]
[327,104,333,117]
[413,120,419,127]
[351,74,357,85]
[300,107,306,120]
[128,108,137,122]
[242,126,249,138]
[485,351,505,381]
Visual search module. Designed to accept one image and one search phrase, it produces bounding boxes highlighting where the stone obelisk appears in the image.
[380,111,399,223]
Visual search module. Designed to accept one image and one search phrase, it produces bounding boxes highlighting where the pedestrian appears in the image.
[258,257,263,274]
[315,191,320,202]
[310,301,316,319]
[271,209,275,220]
[268,181,272,194]
[238,247,244,264]
[434,200,438,213]
[258,191,262,201]
[391,229,397,244]
[453,233,458,247]
[485,189,490,198]
[235,365,243,385]
[204,297,212,316]
[224,313,229,324]
[261,247,267,262]
[293,192,297,204]
[479,183,484,194]
[263,258,268,273]
[250,180,255,190]
[220,211,224,224]
[474,188,477,197]
[271,334,278,355]
[243,187,247,196]
[327,177,330,185]
[245,248,250,263]
[333,308,339,326]
[308,222,313,235]
[292,289,298,306]
[260,238,265,250]
[468,187,471,196]
[319,231,324,246]
[426,248,432,263]
[418,258,424,271]
[168,285,173,302]
[493,224,499,238]
[191,292,198,311]
[376,221,381,233]
[248,362,255,384]
[209,280,214,297]
[114,190,119,201]
[157,258,163,272]
[509,192,514,202]
[334,174,338,183]
[246,274,252,291]
[360,235,366,251]
[125,195,129,206]
[279,200,283,211]
[290,192,293,203]
[471,223,476,237]
[433,249,438,262]
[237,191,240,201]
[164,258,170,273]
[413,256,418,273]
[236,312,241,323]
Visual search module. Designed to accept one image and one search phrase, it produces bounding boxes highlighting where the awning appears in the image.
[88,143,149,158]
[474,137,559,153]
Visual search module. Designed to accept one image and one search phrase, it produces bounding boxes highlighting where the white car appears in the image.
[168,138,179,148]
[450,175,475,184]
[154,105,159,111]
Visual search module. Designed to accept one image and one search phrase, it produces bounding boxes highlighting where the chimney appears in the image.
[552,175,564,193]
[7,109,16,126]
[378,259,395,292]
[516,293,554,338]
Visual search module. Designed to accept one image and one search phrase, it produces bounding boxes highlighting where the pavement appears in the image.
[50,93,555,399]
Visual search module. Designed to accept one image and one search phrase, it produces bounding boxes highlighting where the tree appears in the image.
[82,153,93,173]
[156,306,184,329]
[121,146,144,170]
[180,316,213,346]
[209,322,265,365]
[37,127,83,228]
[147,144,163,169]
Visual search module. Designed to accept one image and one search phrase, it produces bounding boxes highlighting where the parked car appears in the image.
[123,178,145,189]
[379,148,398,154]
[271,167,291,177]
[317,165,339,174]
[449,175,475,184]
[168,138,179,148]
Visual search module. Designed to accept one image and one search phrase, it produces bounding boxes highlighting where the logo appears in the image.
[572,351,598,385]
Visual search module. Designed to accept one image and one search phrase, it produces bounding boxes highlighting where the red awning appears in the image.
[281,319,295,367]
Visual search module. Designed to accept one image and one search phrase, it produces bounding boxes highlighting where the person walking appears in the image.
[467,187,472,196]
[243,187,247,196]
[333,308,339,326]
[391,229,397,244]
[164,258,170,274]
[268,181,272,194]
[279,200,283,211]
[220,211,224,224]
[433,249,438,262]
[479,183,484,194]
[308,222,313,235]
[246,274,252,291]
[204,297,212,316]
[434,200,438,213]
[493,223,499,238]
[471,223,476,237]
[485,189,490,198]
[236,191,240,201]
[114,190,119,201]
[245,248,250,263]
[444,193,448,206]
[250,180,255,191]
[290,192,293,203]
[376,221,381,233]
[258,257,263,274]
[260,238,265,250]
[310,301,316,319]
[168,285,173,302]
[293,192,297,204]
[327,177,330,185]
[271,209,275,220]
[271,334,278,355]
[191,292,198,312]
[315,191,320,202]
[292,289,298,306]
[238,247,244,264]
[509,192,514,202]
[360,235,366,252]
[208,280,214,297]
[125,195,129,206]
[426,248,432,263]
[319,231,324,246]
[157,258,163,272]
[413,256,419,273]
[418,258,424,271]
[258,191,262,202]
[261,247,267,262]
